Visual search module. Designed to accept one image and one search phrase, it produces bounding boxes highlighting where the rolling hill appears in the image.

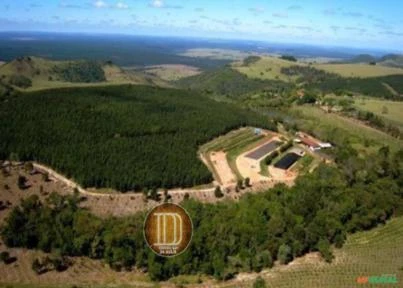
[342,53,403,68]
[233,55,403,79]
[0,56,169,90]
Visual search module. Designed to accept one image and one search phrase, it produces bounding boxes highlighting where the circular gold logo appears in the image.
[144,203,193,257]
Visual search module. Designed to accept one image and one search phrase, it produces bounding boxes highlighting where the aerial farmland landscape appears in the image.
[0,1,403,288]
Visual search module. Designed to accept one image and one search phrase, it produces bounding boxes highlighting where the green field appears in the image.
[354,98,403,130]
[291,106,403,153]
[233,56,300,82]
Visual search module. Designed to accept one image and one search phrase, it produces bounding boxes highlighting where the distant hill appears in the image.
[0,56,169,90]
[343,53,403,68]
[348,54,377,63]
[379,54,403,68]
[380,54,401,61]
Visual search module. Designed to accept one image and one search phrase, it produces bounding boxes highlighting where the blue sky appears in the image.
[1,0,403,50]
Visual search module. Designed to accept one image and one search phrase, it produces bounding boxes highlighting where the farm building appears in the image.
[295,132,332,151]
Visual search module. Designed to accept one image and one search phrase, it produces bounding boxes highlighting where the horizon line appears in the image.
[0,30,400,55]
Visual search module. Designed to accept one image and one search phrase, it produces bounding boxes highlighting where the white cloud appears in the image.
[150,0,163,8]
[94,1,108,8]
[116,2,129,9]
[249,7,265,14]
[272,12,288,18]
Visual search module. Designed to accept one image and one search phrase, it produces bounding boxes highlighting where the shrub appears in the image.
[244,177,251,187]
[277,244,293,264]
[317,239,334,263]
[0,251,16,264]
[8,75,32,88]
[280,141,293,152]
[32,255,71,274]
[0,251,10,262]
[280,55,297,62]
[17,175,27,189]
[253,276,267,288]
[265,150,279,165]
[214,186,224,198]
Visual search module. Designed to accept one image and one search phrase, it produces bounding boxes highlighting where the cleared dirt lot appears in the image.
[236,151,269,183]
[209,151,236,185]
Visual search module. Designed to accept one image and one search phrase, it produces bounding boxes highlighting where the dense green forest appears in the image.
[177,67,291,100]
[0,85,272,191]
[2,144,402,280]
[53,61,106,83]
[0,33,231,69]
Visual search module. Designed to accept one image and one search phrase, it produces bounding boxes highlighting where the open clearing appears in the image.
[209,151,236,185]
[201,127,322,187]
[233,56,300,82]
[141,64,201,81]
[354,97,403,130]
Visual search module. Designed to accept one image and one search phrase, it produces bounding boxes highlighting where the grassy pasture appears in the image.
[353,97,403,130]
[291,106,403,153]
[233,56,301,82]
[313,63,403,78]
[141,64,201,81]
